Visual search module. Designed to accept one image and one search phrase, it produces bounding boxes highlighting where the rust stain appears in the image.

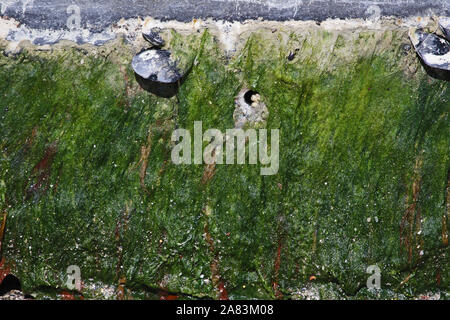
[201,163,216,185]
[60,291,77,300]
[137,122,172,196]
[272,238,283,299]
[0,257,11,283]
[200,146,228,299]
[25,142,58,200]
[400,155,424,264]
[218,281,228,300]
[436,268,441,287]
[115,202,132,300]
[60,290,84,300]
[119,66,132,109]
[272,207,287,299]
[201,147,217,185]
[203,221,220,291]
[32,142,57,173]
[117,276,127,300]
[203,205,227,299]
[396,273,412,290]
[159,290,178,300]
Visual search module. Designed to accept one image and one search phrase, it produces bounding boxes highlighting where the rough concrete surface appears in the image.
[0,1,448,47]
[1,0,449,31]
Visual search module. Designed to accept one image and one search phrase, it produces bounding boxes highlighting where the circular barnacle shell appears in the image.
[132,49,182,83]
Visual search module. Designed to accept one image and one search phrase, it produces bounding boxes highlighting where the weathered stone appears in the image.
[1,0,448,32]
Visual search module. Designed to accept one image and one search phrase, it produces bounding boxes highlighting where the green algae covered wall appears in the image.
[0,28,448,299]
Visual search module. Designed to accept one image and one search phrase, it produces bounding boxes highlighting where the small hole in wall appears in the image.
[244,90,259,105]
[0,274,34,299]
[0,274,21,295]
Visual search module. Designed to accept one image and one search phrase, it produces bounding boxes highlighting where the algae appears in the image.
[0,27,448,299]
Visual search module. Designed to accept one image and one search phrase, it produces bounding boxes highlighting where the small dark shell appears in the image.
[287,52,296,61]
[142,29,165,48]
[131,49,182,83]
[409,29,450,71]
[132,49,186,98]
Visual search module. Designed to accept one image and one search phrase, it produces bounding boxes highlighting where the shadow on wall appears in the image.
[418,57,450,81]
[134,73,185,98]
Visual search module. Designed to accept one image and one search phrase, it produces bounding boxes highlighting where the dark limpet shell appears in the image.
[132,49,182,83]
[142,29,165,48]
[132,49,185,98]
[409,28,450,71]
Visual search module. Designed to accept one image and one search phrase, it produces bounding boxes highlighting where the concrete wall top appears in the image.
[1,0,449,31]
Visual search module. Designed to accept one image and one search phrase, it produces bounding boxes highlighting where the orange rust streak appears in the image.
[218,281,228,300]
[25,142,58,198]
[203,206,227,299]
[60,291,77,300]
[117,277,127,300]
[204,223,220,287]
[396,273,412,290]
[120,66,132,108]
[201,163,216,185]
[159,290,178,300]
[139,124,172,195]
[201,147,217,185]
[0,258,11,283]
[32,143,57,174]
[272,239,283,299]
[200,148,227,299]
[401,156,423,264]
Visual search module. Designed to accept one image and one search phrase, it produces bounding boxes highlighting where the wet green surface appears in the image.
[0,29,448,299]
